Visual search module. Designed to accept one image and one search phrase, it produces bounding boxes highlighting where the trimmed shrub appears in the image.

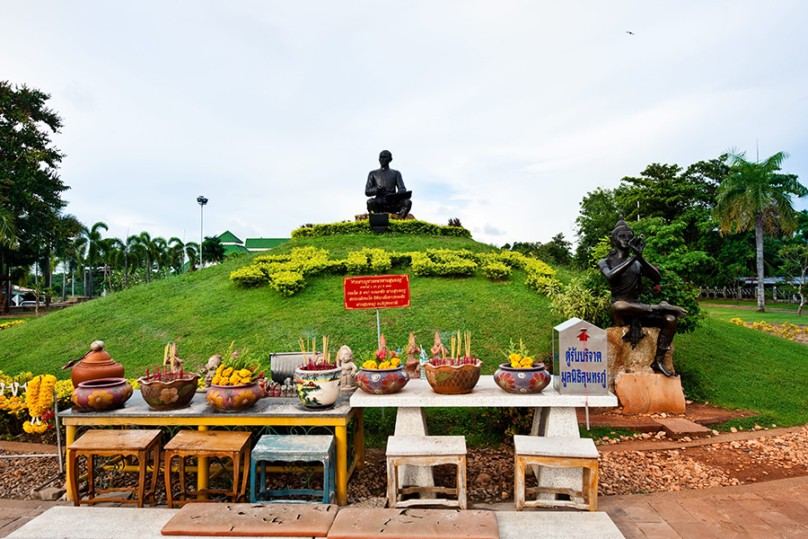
[482,262,511,281]
[269,271,306,297]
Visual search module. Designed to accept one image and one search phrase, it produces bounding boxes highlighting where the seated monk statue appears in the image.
[598,217,687,377]
[365,150,412,219]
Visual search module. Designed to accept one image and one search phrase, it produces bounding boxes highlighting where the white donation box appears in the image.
[552,317,608,395]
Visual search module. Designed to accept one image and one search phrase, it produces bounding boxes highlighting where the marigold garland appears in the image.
[25,375,57,419]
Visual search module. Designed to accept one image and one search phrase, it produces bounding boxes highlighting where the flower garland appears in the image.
[23,375,57,433]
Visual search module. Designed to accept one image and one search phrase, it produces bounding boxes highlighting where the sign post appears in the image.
[344,275,411,346]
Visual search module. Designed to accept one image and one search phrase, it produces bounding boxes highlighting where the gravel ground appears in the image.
[4,426,808,503]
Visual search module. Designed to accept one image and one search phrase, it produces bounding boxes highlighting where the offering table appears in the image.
[59,392,363,506]
[350,376,617,499]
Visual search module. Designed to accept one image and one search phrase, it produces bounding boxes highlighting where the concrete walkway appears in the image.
[599,475,808,538]
[3,476,808,538]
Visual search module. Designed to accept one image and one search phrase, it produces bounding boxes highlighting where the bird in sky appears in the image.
[626,31,635,35]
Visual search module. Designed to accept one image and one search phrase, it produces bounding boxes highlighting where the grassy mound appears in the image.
[0,234,554,376]
[2,231,807,431]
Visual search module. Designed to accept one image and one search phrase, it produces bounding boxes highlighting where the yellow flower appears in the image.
[88,390,114,409]
[212,375,221,385]
[390,358,402,367]
[215,365,225,375]
[229,374,241,385]
[222,367,233,378]
[238,369,252,378]
[379,361,392,369]
[362,360,378,370]
[509,353,522,363]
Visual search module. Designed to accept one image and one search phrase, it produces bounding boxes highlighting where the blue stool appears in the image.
[250,434,336,504]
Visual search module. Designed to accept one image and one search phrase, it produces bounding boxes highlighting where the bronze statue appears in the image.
[365,150,412,219]
[598,218,687,377]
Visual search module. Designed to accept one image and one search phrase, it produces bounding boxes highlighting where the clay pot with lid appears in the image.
[62,340,125,389]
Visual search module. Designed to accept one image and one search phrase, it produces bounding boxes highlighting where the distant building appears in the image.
[217,231,290,255]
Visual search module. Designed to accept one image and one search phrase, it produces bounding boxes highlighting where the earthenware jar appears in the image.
[294,366,341,410]
[71,377,133,413]
[355,366,409,395]
[494,363,550,394]
[62,341,125,389]
[206,381,262,412]
[424,361,482,395]
[138,373,201,410]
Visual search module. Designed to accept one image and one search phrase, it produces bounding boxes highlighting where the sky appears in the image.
[3,1,808,249]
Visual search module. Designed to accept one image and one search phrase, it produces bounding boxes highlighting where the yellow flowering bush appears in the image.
[730,318,808,342]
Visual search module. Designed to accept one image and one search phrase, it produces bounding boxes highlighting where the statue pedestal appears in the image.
[614,373,686,414]
[606,326,684,415]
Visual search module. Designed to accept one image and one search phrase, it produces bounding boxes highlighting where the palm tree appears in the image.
[101,238,123,293]
[85,222,108,299]
[0,205,18,250]
[184,242,199,272]
[115,235,142,289]
[715,149,808,311]
[67,235,87,297]
[167,237,186,274]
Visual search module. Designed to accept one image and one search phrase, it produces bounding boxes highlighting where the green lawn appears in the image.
[701,306,808,325]
[700,299,801,310]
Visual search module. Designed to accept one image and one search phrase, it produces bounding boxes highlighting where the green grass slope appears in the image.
[0,234,554,377]
[3,232,807,430]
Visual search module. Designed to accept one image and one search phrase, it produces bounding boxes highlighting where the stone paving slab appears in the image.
[496,512,625,539]
[5,507,310,539]
[653,418,712,438]
[161,503,337,537]
[327,508,499,539]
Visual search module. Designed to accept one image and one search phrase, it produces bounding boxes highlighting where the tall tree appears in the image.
[0,82,69,312]
[714,150,808,311]
[84,222,108,299]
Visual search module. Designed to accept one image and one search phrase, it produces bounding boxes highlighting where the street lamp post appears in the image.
[197,196,208,270]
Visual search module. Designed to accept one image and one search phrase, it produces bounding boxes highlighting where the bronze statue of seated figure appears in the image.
[365,150,412,219]
[598,218,687,377]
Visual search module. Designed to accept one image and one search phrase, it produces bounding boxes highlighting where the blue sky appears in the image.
[3,1,807,247]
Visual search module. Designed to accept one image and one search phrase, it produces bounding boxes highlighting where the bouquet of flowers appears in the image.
[362,334,402,370]
[503,339,541,368]
[212,343,264,386]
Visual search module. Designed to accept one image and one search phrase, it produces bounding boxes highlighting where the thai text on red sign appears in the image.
[343,275,411,310]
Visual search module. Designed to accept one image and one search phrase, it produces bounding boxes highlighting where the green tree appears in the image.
[778,243,808,316]
[714,150,808,312]
[84,222,108,299]
[0,82,69,312]
[202,236,225,264]
[574,187,626,266]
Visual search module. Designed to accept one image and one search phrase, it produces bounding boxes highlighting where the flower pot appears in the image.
[494,363,550,394]
[424,362,482,395]
[206,381,261,412]
[294,367,341,410]
[71,378,133,413]
[138,373,201,410]
[355,366,409,395]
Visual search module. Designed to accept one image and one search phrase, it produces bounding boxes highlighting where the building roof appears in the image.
[223,244,251,256]
[218,230,243,244]
[245,238,290,249]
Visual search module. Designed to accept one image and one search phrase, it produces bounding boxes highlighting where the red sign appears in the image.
[343,275,411,310]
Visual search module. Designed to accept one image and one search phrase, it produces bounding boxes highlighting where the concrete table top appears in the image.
[350,376,617,408]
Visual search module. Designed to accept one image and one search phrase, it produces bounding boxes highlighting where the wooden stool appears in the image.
[164,430,251,507]
[386,435,466,510]
[250,434,336,503]
[67,429,161,508]
[513,435,599,511]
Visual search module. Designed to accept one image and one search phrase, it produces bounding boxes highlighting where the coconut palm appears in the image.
[84,222,108,299]
[0,205,18,250]
[184,242,199,272]
[114,235,143,289]
[167,237,187,274]
[715,149,808,311]
[67,235,87,297]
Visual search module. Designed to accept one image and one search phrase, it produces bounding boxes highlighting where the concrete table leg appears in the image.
[393,407,435,495]
[531,407,585,503]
